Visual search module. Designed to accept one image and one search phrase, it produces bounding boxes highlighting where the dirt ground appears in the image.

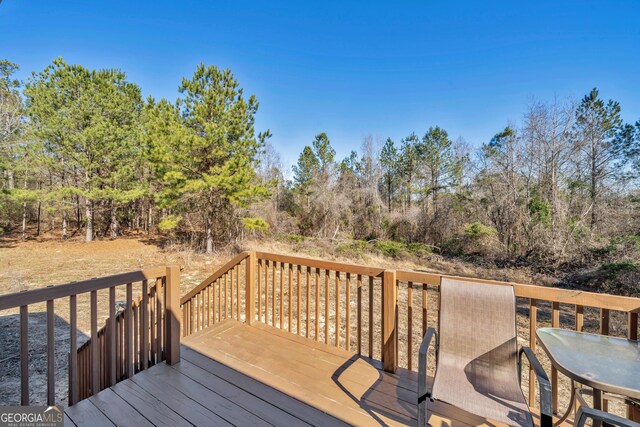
[0,233,631,418]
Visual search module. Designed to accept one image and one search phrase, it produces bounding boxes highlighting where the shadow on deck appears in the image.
[64,319,549,426]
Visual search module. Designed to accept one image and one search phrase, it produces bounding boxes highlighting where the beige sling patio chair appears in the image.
[418,278,552,427]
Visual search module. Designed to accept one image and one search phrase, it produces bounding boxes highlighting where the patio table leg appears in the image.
[593,389,603,427]
[555,380,577,426]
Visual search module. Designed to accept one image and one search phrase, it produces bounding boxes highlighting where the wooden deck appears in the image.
[65,319,549,426]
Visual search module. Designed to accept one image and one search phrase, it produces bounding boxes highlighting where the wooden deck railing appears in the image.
[180,252,251,335]
[180,251,640,419]
[0,266,181,406]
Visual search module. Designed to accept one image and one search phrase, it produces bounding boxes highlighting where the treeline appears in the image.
[0,58,268,253]
[2,58,640,267]
[255,93,640,267]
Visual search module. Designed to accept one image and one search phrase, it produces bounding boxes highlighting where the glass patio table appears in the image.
[536,327,640,426]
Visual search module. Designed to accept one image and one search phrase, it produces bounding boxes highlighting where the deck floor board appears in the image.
[65,319,554,427]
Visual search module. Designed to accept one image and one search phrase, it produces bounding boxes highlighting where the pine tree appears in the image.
[574,88,630,228]
[292,146,319,211]
[147,64,268,253]
[380,137,397,213]
[24,58,143,241]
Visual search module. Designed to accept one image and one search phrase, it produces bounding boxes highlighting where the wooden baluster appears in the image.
[629,312,639,419]
[141,280,149,370]
[335,271,340,347]
[231,267,235,320]
[157,278,163,361]
[357,274,362,354]
[297,265,302,334]
[90,290,99,394]
[305,266,311,337]
[629,312,638,340]
[108,286,116,385]
[280,262,285,329]
[236,264,240,320]
[125,283,133,378]
[206,286,210,328]
[382,270,397,373]
[272,262,277,326]
[325,269,330,344]
[227,272,231,320]
[116,313,121,381]
[600,308,610,412]
[133,301,139,373]
[315,267,320,340]
[263,262,268,324]
[288,263,293,332]
[257,259,263,321]
[191,295,196,333]
[422,283,427,335]
[245,253,256,325]
[184,301,189,333]
[346,273,351,351]
[407,282,413,370]
[217,278,222,323]
[575,305,584,332]
[369,276,374,358]
[212,281,218,324]
[551,301,560,414]
[150,286,156,366]
[225,273,229,320]
[182,304,187,336]
[46,299,55,405]
[69,295,78,405]
[165,265,181,365]
[529,299,537,405]
[200,291,204,329]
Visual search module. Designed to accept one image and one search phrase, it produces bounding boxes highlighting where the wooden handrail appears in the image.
[396,270,640,313]
[255,251,386,278]
[0,266,167,310]
[180,251,250,304]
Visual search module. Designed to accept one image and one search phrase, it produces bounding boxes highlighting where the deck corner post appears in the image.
[382,269,397,373]
[245,252,256,325]
[165,265,181,365]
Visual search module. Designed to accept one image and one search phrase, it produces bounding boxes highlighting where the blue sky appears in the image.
[1,1,639,171]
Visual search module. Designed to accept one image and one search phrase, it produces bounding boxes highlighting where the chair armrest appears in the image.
[575,389,640,427]
[519,346,552,427]
[418,327,437,426]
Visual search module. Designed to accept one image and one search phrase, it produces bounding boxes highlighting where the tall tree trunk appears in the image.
[62,211,68,240]
[7,170,14,189]
[147,203,154,234]
[36,200,42,236]
[590,140,597,228]
[21,202,27,239]
[75,195,81,232]
[110,204,118,239]
[205,213,214,254]
[85,198,93,242]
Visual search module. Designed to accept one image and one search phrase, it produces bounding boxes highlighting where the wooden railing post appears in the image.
[165,266,181,365]
[382,269,397,373]
[246,252,256,325]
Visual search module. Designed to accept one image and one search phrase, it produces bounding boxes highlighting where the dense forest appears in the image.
[2,58,640,292]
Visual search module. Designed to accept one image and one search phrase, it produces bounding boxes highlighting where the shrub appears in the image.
[336,240,368,258]
[406,242,432,257]
[241,217,269,231]
[373,240,406,258]
[464,222,496,239]
[158,215,182,231]
[286,234,306,244]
